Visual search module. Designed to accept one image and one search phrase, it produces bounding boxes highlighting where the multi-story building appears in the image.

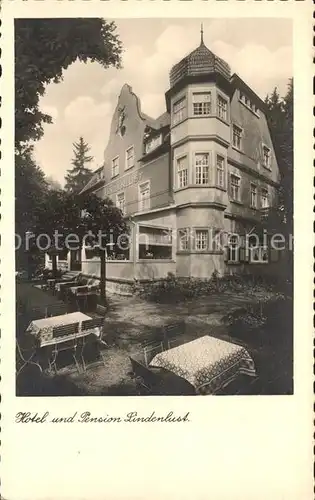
[49,33,283,292]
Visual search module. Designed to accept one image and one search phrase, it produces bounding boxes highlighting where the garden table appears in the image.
[149,335,256,395]
[27,311,92,347]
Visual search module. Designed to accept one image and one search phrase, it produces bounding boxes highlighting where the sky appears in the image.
[34,18,293,185]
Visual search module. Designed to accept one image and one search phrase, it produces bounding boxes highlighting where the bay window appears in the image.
[173,96,186,125]
[216,155,225,188]
[192,92,211,116]
[195,153,209,185]
[217,95,228,121]
[176,155,188,188]
[195,229,208,251]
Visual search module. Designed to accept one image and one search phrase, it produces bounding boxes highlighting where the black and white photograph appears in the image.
[15,17,294,397]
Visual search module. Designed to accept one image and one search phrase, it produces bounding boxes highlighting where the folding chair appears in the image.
[46,303,68,318]
[16,337,43,376]
[163,321,186,350]
[49,322,80,373]
[80,317,107,370]
[143,341,164,367]
[129,356,161,395]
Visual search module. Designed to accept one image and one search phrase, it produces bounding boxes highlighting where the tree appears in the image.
[46,176,63,191]
[15,18,123,275]
[265,80,293,236]
[265,80,293,286]
[31,191,128,300]
[65,137,94,193]
[15,18,122,149]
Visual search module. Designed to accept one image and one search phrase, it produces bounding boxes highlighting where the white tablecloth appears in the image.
[27,312,92,346]
[149,335,256,395]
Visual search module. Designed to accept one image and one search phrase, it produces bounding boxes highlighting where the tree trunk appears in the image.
[52,254,57,276]
[100,249,106,304]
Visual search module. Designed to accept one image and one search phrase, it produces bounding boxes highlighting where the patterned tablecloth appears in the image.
[149,335,256,395]
[27,312,92,346]
[70,286,99,296]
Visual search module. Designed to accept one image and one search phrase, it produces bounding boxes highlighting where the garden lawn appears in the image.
[35,287,291,396]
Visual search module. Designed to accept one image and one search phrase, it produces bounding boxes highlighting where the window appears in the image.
[192,92,211,116]
[195,230,208,251]
[227,234,239,263]
[239,91,260,117]
[216,155,225,188]
[261,187,269,208]
[230,174,240,202]
[178,229,189,251]
[145,134,162,154]
[250,184,257,208]
[249,246,269,264]
[85,247,100,260]
[217,95,228,121]
[138,181,150,211]
[173,96,186,125]
[262,145,271,169]
[176,155,188,188]
[111,156,119,178]
[125,146,134,170]
[116,192,126,215]
[232,125,242,150]
[195,153,209,185]
[138,226,172,260]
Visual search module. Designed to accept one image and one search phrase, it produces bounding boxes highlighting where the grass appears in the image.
[16,282,293,396]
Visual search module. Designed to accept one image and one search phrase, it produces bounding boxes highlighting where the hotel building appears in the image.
[48,33,283,292]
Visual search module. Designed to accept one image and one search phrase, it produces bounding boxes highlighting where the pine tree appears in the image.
[65,137,94,193]
[265,80,293,235]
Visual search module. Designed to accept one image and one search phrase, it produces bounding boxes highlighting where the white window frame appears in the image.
[260,187,269,208]
[250,183,257,209]
[116,191,126,215]
[178,228,189,251]
[176,154,188,189]
[230,173,241,202]
[227,234,240,263]
[192,92,212,116]
[239,90,260,117]
[216,154,226,188]
[111,156,119,178]
[249,246,269,264]
[138,181,151,212]
[145,134,162,155]
[232,124,243,151]
[172,96,186,125]
[195,229,209,251]
[262,144,271,170]
[217,94,228,122]
[125,145,135,170]
[194,152,210,185]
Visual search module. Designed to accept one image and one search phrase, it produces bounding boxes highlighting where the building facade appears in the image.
[48,35,284,291]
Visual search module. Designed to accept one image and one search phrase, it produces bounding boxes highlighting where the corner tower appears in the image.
[166,28,232,276]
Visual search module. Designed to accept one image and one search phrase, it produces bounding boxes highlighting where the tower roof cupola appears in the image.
[169,26,231,88]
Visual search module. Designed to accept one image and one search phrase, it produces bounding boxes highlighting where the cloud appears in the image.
[63,96,113,135]
[34,19,292,185]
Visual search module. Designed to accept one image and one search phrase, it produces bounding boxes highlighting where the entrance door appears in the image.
[70,249,82,271]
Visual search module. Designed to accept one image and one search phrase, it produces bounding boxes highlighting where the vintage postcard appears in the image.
[1,0,313,498]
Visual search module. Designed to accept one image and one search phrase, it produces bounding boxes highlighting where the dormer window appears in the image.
[239,91,260,117]
[262,145,271,170]
[145,134,162,155]
[192,92,211,116]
